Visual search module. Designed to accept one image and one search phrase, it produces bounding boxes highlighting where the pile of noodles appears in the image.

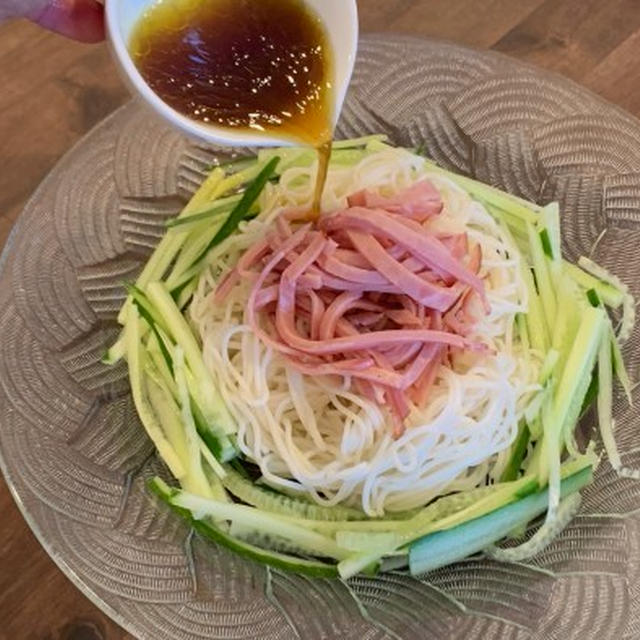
[190,146,540,516]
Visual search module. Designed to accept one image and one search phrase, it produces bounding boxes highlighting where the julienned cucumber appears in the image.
[221,466,369,522]
[145,283,237,458]
[191,157,280,266]
[171,490,352,561]
[409,466,592,575]
[148,478,339,577]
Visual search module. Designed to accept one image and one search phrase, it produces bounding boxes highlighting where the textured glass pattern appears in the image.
[1,35,640,639]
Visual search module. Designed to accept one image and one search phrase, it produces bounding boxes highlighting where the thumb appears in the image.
[32,0,105,43]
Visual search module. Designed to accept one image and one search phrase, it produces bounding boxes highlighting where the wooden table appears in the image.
[2,1,640,638]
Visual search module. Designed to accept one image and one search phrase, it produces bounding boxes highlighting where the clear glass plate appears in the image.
[1,35,640,640]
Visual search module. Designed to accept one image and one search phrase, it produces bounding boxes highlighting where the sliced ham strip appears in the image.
[319,253,389,286]
[347,180,443,221]
[323,207,486,301]
[215,179,489,438]
[320,291,364,340]
[347,230,459,311]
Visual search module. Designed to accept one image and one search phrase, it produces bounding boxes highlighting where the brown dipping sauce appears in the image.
[130,0,335,215]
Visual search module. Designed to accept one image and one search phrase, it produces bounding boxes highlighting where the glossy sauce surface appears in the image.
[130,0,334,147]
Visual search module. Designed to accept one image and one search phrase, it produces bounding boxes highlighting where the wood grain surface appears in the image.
[2,1,640,638]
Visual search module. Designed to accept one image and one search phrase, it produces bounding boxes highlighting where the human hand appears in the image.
[1,0,104,43]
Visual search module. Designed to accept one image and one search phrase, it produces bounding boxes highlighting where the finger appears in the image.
[33,0,104,43]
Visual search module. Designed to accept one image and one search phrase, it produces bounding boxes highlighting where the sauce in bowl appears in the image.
[130,0,335,215]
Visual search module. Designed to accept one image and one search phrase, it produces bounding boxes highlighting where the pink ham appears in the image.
[218,179,489,438]
[347,230,460,311]
[322,207,486,302]
[347,180,443,221]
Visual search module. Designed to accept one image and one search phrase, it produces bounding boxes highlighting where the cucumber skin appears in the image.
[148,478,339,578]
[222,466,368,522]
[409,466,592,576]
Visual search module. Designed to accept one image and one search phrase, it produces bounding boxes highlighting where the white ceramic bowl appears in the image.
[105,0,359,147]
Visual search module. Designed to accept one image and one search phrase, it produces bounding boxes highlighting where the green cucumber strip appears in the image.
[216,161,269,196]
[514,478,540,499]
[174,347,216,498]
[577,256,635,342]
[335,531,401,553]
[516,313,530,353]
[539,306,607,508]
[125,167,225,304]
[579,369,598,418]
[124,283,171,336]
[487,491,581,562]
[551,273,582,381]
[539,349,559,384]
[105,168,227,363]
[191,157,280,267]
[538,202,561,262]
[145,282,209,383]
[521,264,549,352]
[423,160,541,221]
[166,195,243,229]
[176,278,198,311]
[556,306,607,444]
[167,194,253,282]
[257,147,312,170]
[336,475,539,578]
[171,201,259,239]
[484,201,530,239]
[166,234,219,291]
[611,324,633,405]
[221,466,368,521]
[146,282,237,453]
[586,288,601,307]
[146,332,178,400]
[102,339,126,365]
[294,483,523,535]
[163,158,276,295]
[135,168,226,288]
[148,478,338,577]
[167,263,201,296]
[210,156,257,175]
[183,361,235,440]
[527,221,557,334]
[364,139,394,153]
[408,466,592,576]
[336,457,591,579]
[538,306,606,486]
[125,309,185,479]
[539,229,553,259]
[189,395,234,462]
[145,370,190,471]
[171,491,351,561]
[594,329,638,479]
[126,283,175,377]
[597,327,622,471]
[563,261,624,309]
[166,199,255,292]
[145,365,227,501]
[200,444,230,503]
[229,520,316,556]
[500,421,531,482]
[258,146,367,173]
[170,276,193,303]
[528,414,543,441]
